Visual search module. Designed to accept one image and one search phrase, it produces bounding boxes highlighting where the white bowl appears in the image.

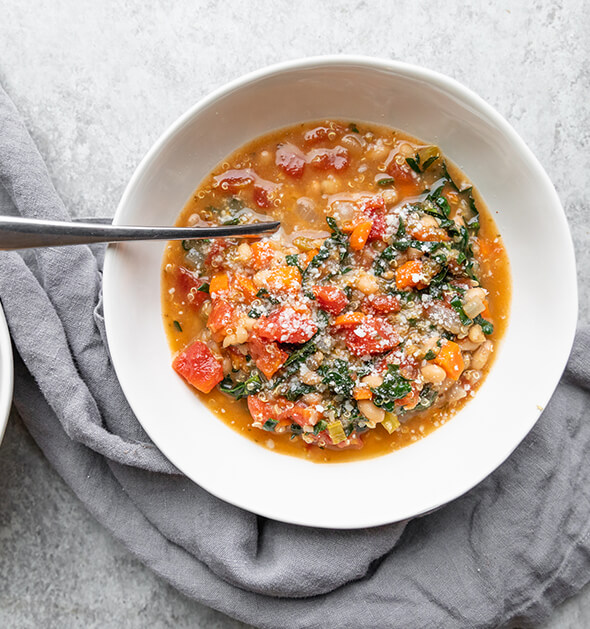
[103,57,577,528]
[0,302,13,446]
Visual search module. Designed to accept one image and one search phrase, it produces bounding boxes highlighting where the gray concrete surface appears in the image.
[0,1,588,627]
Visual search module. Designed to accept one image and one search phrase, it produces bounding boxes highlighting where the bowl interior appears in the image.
[103,58,577,528]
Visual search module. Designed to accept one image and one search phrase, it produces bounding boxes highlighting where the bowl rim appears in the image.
[104,55,578,527]
[0,301,14,446]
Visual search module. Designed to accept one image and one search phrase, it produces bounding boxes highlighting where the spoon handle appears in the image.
[0,216,280,250]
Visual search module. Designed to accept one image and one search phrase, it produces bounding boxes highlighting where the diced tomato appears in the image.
[341,315,399,356]
[256,306,318,344]
[361,294,401,314]
[204,239,230,268]
[282,402,318,427]
[247,395,277,424]
[358,196,387,242]
[247,395,318,427]
[275,143,306,178]
[303,125,330,144]
[213,169,254,193]
[386,157,418,185]
[172,341,223,394]
[312,285,348,315]
[395,383,420,410]
[207,299,235,340]
[174,267,209,308]
[307,146,349,171]
[248,332,288,379]
[253,185,272,208]
[250,241,275,270]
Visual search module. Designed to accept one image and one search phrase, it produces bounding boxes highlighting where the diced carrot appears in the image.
[266,266,302,292]
[209,272,229,297]
[353,386,372,401]
[395,260,426,290]
[350,220,373,250]
[303,249,319,267]
[172,341,224,394]
[433,340,464,381]
[248,332,288,379]
[312,285,348,315]
[341,221,355,233]
[480,298,492,321]
[409,225,451,242]
[333,311,366,327]
[234,274,257,302]
[250,241,275,270]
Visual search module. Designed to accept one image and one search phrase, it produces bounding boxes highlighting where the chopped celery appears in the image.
[381,412,401,434]
[327,421,347,444]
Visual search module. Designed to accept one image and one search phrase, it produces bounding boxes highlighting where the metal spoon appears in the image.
[0,216,280,251]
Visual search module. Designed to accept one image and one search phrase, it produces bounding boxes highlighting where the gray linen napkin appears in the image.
[1,82,588,629]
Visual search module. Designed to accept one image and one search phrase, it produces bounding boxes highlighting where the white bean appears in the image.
[468,324,485,344]
[357,400,386,424]
[421,363,446,385]
[361,374,384,387]
[237,242,252,262]
[471,340,493,370]
[356,272,379,295]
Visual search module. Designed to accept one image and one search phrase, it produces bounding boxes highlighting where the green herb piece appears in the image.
[263,418,278,431]
[318,359,354,397]
[377,177,395,187]
[406,146,440,173]
[374,245,396,276]
[450,294,472,326]
[256,288,280,305]
[219,372,263,400]
[424,349,436,361]
[227,196,245,211]
[371,364,413,412]
[413,385,438,411]
[247,307,263,319]
[474,314,494,335]
[222,217,240,225]
[396,218,406,238]
[305,218,349,275]
[285,383,316,402]
[285,253,304,273]
[349,123,360,133]
[182,239,196,251]
[197,283,210,293]
[290,423,303,435]
[283,338,318,369]
[173,320,182,332]
[313,419,328,435]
